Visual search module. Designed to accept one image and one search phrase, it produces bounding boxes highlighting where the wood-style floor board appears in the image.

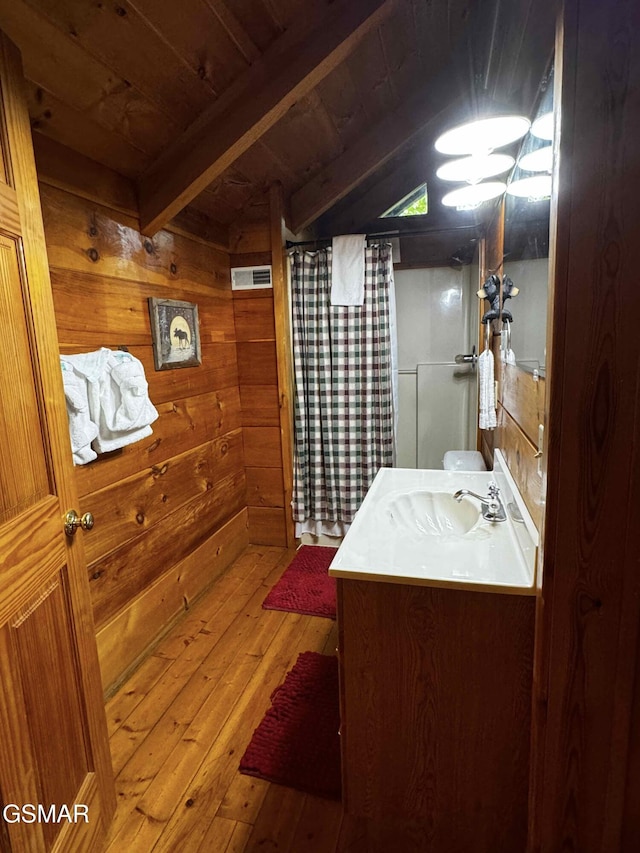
[104,544,343,852]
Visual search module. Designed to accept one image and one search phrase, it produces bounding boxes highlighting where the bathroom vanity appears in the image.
[329,452,538,851]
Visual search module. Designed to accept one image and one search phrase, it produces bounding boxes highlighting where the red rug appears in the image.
[262,545,337,619]
[239,652,341,801]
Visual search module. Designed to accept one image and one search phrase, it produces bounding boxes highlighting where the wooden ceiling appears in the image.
[0,0,555,243]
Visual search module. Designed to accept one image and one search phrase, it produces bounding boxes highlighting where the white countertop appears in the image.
[329,452,538,595]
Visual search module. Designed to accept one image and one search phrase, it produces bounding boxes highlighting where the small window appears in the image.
[381,183,428,218]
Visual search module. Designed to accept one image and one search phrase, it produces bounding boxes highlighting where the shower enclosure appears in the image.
[395,259,479,469]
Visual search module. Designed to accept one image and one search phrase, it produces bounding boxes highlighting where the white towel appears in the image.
[500,344,517,364]
[331,234,366,305]
[60,358,99,465]
[93,350,159,453]
[478,349,497,430]
[63,348,159,454]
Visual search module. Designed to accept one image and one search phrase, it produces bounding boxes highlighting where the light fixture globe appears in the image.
[506,175,552,201]
[436,153,515,183]
[441,181,507,210]
[434,115,531,156]
[531,111,554,141]
[518,146,553,173]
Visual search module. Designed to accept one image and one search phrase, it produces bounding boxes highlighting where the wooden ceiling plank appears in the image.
[344,28,397,124]
[128,0,249,96]
[32,134,138,217]
[245,140,302,186]
[255,0,286,32]
[188,189,244,226]
[203,0,261,64]
[25,82,149,178]
[25,0,215,127]
[224,0,284,51]
[410,0,454,75]
[379,2,424,105]
[168,207,230,251]
[0,0,179,157]
[137,0,399,235]
[314,65,370,150]
[260,93,344,184]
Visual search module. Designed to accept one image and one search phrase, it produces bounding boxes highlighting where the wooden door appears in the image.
[0,33,115,853]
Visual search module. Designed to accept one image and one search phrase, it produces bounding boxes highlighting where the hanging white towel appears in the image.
[93,349,159,452]
[478,348,497,430]
[500,344,517,364]
[63,348,159,454]
[60,358,99,465]
[330,234,366,305]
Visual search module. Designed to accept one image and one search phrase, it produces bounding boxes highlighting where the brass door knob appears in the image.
[64,510,95,537]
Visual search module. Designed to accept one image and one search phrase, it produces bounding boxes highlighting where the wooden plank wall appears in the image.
[38,181,249,694]
[481,204,545,532]
[230,216,288,547]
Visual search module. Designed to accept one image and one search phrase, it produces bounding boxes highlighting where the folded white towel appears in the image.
[93,350,159,453]
[60,358,98,465]
[331,234,366,305]
[478,349,497,430]
[63,348,159,454]
[505,347,517,365]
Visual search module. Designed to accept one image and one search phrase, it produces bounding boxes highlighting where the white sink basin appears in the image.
[329,451,539,595]
[386,490,479,537]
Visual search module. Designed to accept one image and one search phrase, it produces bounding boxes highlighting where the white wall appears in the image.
[394,265,478,469]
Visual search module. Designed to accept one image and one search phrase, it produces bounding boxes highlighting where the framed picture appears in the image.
[148,297,202,370]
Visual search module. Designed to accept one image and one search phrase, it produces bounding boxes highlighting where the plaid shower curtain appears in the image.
[290,244,395,527]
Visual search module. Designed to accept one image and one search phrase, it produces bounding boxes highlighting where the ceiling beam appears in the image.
[137,0,398,235]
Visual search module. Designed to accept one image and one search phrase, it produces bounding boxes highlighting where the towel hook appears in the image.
[502,318,511,352]
[484,321,491,351]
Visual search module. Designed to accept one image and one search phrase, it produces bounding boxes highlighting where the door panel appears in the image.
[13,579,91,849]
[0,233,50,519]
[0,31,114,853]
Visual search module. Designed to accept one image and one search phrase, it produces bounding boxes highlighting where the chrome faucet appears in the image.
[454,482,506,522]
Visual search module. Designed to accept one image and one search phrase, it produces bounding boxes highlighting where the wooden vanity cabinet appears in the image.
[337,578,535,852]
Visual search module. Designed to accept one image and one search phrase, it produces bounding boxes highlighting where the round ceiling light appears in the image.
[434,115,531,156]
[441,181,507,209]
[531,111,554,141]
[436,153,515,183]
[518,146,553,172]
[506,175,552,200]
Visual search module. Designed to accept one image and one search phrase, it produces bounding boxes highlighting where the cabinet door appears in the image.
[0,32,115,852]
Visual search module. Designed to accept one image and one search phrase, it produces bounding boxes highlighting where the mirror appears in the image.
[502,64,554,376]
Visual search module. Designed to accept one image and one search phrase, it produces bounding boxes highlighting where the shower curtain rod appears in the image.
[285,223,481,249]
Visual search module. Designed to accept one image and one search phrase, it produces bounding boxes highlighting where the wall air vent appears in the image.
[230,265,273,290]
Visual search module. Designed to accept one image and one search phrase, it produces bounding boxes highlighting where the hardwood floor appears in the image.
[103,544,361,852]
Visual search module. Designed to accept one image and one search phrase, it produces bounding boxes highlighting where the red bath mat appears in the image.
[239,651,341,800]
[262,545,337,619]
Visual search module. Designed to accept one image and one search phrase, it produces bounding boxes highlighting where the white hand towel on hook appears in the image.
[478,347,497,430]
[330,234,366,305]
[501,319,517,364]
